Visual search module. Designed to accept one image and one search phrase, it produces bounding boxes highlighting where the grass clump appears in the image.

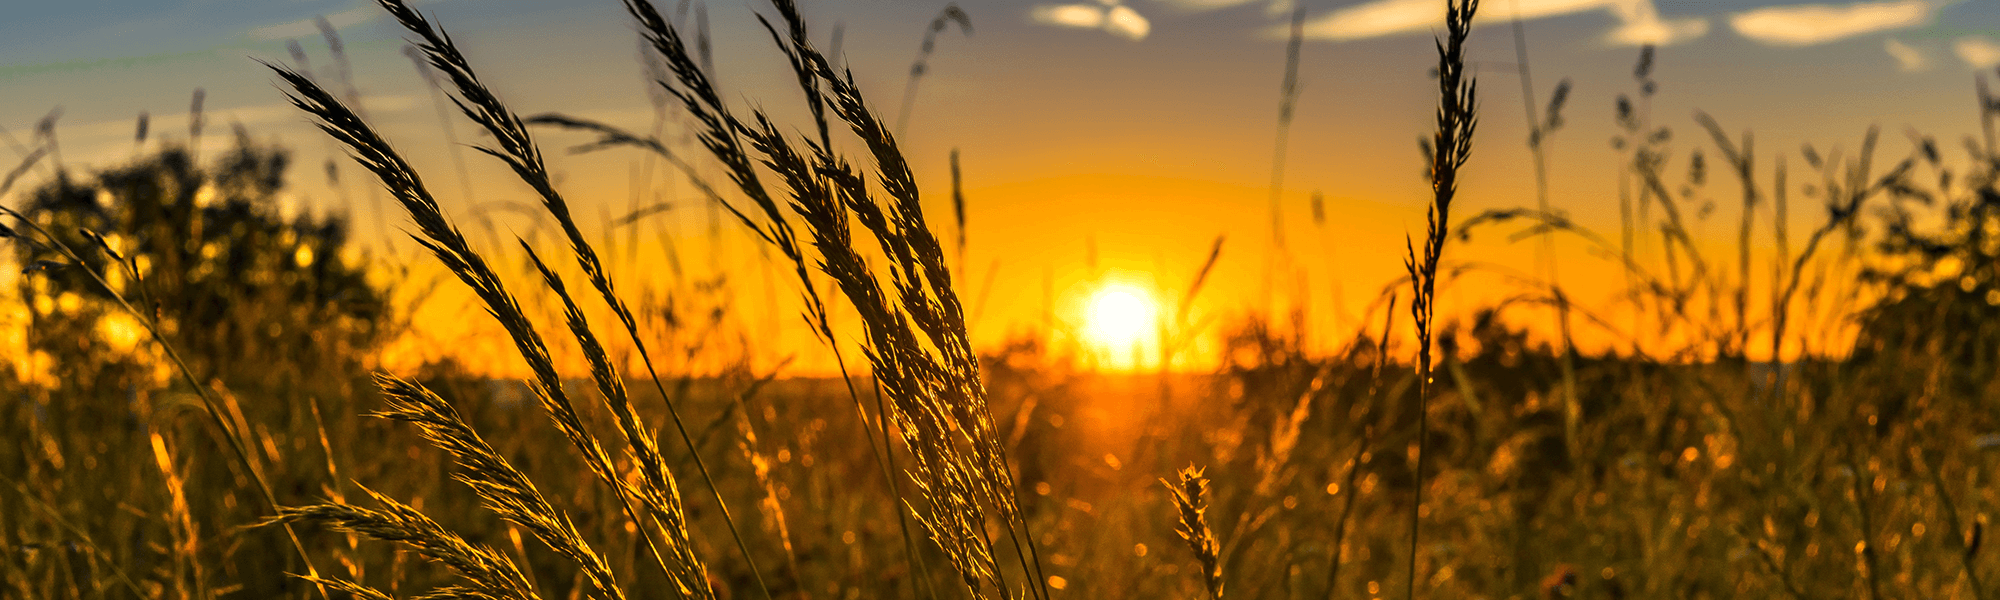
[256,0,1050,597]
[265,3,735,596]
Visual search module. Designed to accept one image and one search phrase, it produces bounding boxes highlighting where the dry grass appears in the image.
[10,0,2000,599]
[265,2,743,596]
[261,0,1049,598]
[1402,0,1479,595]
[1165,466,1223,600]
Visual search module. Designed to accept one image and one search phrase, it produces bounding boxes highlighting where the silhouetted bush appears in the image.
[12,130,386,392]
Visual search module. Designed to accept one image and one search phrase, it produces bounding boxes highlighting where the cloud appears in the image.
[246,1,469,42]
[1884,38,1926,71]
[1601,0,1711,46]
[1154,0,1295,17]
[70,96,420,142]
[1294,0,1706,46]
[1955,36,2000,69]
[1728,0,1932,47]
[247,6,380,41]
[1032,0,1152,40]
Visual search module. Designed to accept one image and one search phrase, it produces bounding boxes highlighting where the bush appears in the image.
[11,130,386,393]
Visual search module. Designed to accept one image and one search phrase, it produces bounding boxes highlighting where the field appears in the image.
[5,0,2000,599]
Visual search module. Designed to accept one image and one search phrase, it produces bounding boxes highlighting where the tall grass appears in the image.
[1403,0,1478,595]
[275,17,751,597]
[13,0,2000,598]
[363,3,772,593]
[895,4,974,137]
[260,0,1054,597]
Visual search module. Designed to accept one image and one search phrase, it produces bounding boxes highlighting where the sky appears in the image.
[3,0,1999,369]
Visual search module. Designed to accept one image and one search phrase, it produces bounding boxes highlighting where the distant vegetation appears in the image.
[12,132,386,394]
[5,0,2000,599]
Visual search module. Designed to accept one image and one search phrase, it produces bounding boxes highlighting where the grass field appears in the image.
[6,0,2000,599]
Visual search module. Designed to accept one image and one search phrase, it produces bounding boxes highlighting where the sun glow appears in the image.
[1083,283,1158,367]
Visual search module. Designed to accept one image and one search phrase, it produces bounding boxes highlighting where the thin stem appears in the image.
[375,1,773,592]
[0,472,150,598]
[1264,6,1306,317]
[1847,451,1884,600]
[1507,0,1582,460]
[1405,0,1478,595]
[1326,297,1394,599]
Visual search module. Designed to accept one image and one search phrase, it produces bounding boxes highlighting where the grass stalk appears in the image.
[519,242,712,597]
[0,472,148,599]
[1694,111,1758,357]
[148,432,209,600]
[269,55,720,598]
[1268,4,1306,259]
[1403,0,1479,595]
[1770,156,1789,371]
[1979,73,1995,163]
[621,0,1053,596]
[1845,451,1885,600]
[1260,6,1307,321]
[1505,0,1580,457]
[364,2,772,595]
[401,44,480,237]
[952,148,968,279]
[894,4,973,137]
[1324,296,1394,599]
[608,2,951,594]
[1911,447,1987,600]
[1774,127,1910,363]
[1167,466,1224,600]
[274,483,542,599]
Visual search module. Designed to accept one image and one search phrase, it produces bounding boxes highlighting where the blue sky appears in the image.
[7,0,1998,171]
[6,0,1997,179]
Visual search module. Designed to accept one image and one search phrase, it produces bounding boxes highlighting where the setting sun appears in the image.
[1083,283,1157,357]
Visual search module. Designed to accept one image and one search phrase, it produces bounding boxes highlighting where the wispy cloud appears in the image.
[247,6,380,41]
[1955,36,2000,69]
[1292,0,1706,46]
[1031,0,1152,40]
[1728,0,1932,47]
[57,95,422,168]
[246,1,470,42]
[1884,38,1926,71]
[1154,0,1295,17]
[70,96,420,142]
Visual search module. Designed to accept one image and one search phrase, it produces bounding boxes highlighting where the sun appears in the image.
[1083,283,1157,357]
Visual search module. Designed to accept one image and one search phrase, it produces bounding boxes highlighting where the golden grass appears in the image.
[8,0,2000,599]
